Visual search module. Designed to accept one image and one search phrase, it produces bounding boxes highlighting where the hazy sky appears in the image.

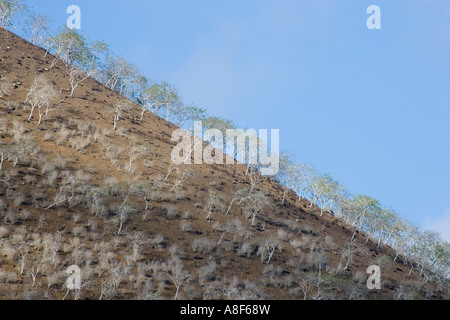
[23,0,450,240]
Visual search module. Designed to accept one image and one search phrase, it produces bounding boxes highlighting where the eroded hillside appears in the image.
[0,28,447,300]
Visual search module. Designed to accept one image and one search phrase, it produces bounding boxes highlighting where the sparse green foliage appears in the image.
[0,0,25,28]
[101,55,139,96]
[134,80,181,122]
[49,26,88,68]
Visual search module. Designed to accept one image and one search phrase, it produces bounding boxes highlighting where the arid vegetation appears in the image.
[0,0,448,300]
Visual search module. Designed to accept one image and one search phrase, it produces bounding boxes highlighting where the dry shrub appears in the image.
[56,126,71,146]
[40,160,56,175]
[68,136,91,152]
[44,131,55,141]
[180,220,192,232]
[162,203,179,219]
[0,76,11,97]
[192,237,215,254]
[237,242,254,258]
[0,225,9,238]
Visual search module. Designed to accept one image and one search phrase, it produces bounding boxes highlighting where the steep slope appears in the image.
[0,28,446,300]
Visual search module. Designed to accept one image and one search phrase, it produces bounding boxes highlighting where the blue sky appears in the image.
[23,0,450,240]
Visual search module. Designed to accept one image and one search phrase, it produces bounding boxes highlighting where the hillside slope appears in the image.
[0,28,447,300]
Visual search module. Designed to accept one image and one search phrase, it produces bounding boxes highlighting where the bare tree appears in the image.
[275,152,299,205]
[130,183,151,210]
[204,190,225,222]
[169,168,194,192]
[221,276,243,300]
[26,75,58,125]
[248,166,264,195]
[312,174,343,216]
[0,0,25,28]
[225,188,249,215]
[49,27,87,68]
[0,143,27,170]
[117,195,133,235]
[99,260,131,300]
[297,273,317,300]
[127,145,150,173]
[45,185,75,210]
[375,207,399,249]
[67,40,107,97]
[29,255,47,287]
[24,75,40,103]
[214,220,238,245]
[26,14,51,46]
[135,81,181,120]
[16,243,29,275]
[307,252,328,293]
[48,27,107,95]
[101,55,139,96]
[171,104,206,129]
[66,65,93,98]
[112,100,133,131]
[43,231,63,266]
[242,190,271,226]
[338,241,366,270]
[265,235,280,264]
[354,196,381,242]
[128,231,148,262]
[160,257,190,300]
[295,163,315,201]
[164,163,179,182]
